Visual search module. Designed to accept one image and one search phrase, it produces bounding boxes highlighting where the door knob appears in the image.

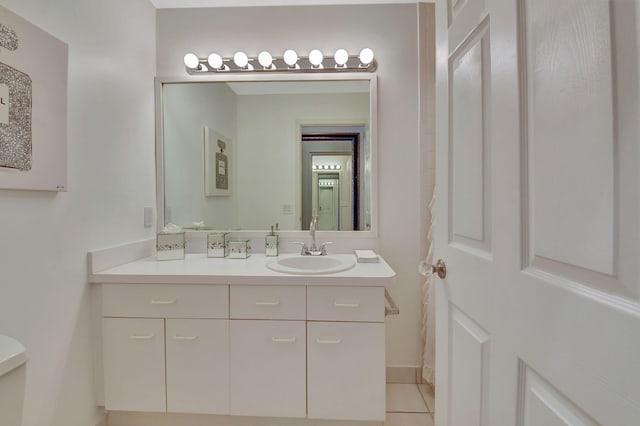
[419,259,447,279]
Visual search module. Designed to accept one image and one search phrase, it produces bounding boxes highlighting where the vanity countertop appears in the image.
[89,253,396,286]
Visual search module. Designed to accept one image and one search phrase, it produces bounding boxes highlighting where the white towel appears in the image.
[354,249,379,263]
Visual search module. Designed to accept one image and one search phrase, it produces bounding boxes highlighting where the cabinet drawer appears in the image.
[102,284,229,318]
[230,285,306,320]
[307,286,385,322]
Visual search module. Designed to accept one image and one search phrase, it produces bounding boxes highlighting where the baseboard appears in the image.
[386,366,424,384]
[93,411,107,426]
[106,411,383,426]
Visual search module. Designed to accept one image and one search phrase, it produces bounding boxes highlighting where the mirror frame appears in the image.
[155,73,378,241]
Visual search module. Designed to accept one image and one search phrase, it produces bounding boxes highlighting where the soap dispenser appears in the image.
[265,224,279,257]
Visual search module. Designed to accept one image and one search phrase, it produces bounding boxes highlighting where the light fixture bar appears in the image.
[184,49,376,74]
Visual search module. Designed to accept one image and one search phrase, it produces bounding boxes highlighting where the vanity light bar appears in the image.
[183,48,376,74]
[312,164,342,171]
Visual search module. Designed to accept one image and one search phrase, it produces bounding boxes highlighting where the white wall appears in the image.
[157,4,435,367]
[0,1,156,426]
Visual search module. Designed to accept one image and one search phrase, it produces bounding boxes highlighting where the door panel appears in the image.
[522,0,615,279]
[518,363,598,426]
[307,322,385,421]
[102,318,166,412]
[229,320,306,418]
[165,319,229,414]
[450,17,492,254]
[450,307,489,426]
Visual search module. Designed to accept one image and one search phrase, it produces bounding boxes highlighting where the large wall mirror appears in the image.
[156,74,377,234]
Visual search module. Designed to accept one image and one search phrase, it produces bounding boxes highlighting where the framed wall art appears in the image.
[0,5,68,191]
[204,126,232,197]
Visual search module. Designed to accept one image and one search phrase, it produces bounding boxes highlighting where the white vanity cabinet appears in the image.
[101,284,230,414]
[307,286,386,421]
[92,253,396,423]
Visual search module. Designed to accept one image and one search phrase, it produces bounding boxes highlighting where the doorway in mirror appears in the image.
[301,126,367,231]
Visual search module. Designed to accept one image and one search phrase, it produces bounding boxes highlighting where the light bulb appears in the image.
[309,49,324,67]
[233,51,249,68]
[183,53,200,69]
[283,49,298,67]
[359,48,374,65]
[336,165,341,170]
[258,51,273,68]
[207,53,223,69]
[334,48,349,66]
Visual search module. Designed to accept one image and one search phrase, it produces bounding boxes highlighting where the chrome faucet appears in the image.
[294,216,331,256]
[309,216,318,251]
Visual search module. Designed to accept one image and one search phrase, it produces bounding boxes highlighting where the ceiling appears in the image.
[149,0,423,8]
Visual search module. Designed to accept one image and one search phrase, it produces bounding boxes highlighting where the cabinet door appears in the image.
[103,318,166,412]
[229,320,306,418]
[307,322,385,421]
[166,319,229,414]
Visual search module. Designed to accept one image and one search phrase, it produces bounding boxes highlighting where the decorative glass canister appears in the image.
[156,232,185,261]
[207,232,229,258]
[228,240,251,259]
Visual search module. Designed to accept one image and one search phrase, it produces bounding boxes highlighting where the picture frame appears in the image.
[204,126,232,197]
[0,6,68,191]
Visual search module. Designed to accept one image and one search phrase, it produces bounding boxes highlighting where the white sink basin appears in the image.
[267,255,356,275]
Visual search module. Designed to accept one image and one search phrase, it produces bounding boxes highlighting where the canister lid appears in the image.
[0,335,27,377]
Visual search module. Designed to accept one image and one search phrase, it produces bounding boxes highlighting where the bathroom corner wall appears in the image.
[157,3,435,368]
[0,1,156,426]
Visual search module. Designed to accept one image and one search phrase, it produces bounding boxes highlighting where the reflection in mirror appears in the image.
[160,79,373,232]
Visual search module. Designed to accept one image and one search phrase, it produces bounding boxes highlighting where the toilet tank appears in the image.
[0,335,27,426]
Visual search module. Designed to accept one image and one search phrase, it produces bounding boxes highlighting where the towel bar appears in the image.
[385,288,400,317]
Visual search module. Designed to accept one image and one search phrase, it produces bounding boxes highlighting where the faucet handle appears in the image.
[292,242,310,255]
[319,242,333,255]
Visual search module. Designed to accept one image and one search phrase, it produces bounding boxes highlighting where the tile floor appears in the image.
[385,383,435,426]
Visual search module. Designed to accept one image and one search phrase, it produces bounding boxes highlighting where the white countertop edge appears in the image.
[0,335,27,377]
[90,253,396,286]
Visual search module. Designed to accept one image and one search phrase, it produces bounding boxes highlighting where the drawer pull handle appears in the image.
[334,302,359,308]
[272,337,296,343]
[256,301,280,306]
[172,335,199,340]
[151,299,177,305]
[130,334,155,340]
[316,338,342,344]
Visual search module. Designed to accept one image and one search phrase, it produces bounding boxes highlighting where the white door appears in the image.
[318,179,339,230]
[434,0,640,425]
